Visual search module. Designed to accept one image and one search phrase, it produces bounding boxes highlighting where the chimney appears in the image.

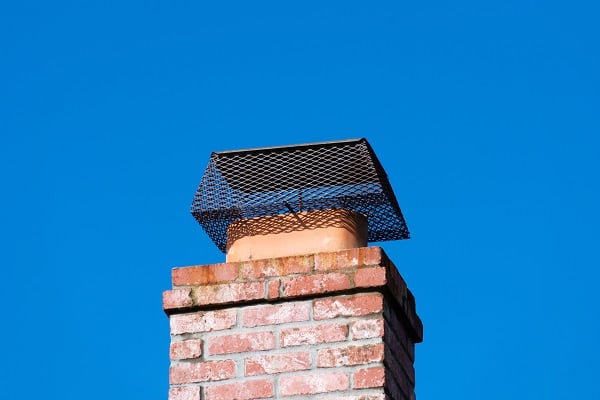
[163,138,423,400]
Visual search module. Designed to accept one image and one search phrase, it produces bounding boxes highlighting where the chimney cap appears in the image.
[191,138,409,253]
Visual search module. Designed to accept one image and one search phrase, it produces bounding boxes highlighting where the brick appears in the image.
[351,318,384,339]
[279,371,349,396]
[204,378,274,400]
[354,267,386,287]
[242,301,310,327]
[282,272,350,297]
[168,386,201,400]
[169,360,235,384]
[363,246,384,265]
[240,256,311,279]
[170,310,237,335]
[314,293,383,320]
[267,279,280,299]
[318,343,384,367]
[245,351,310,376]
[280,323,348,347]
[163,288,193,310]
[354,367,385,389]
[170,339,202,360]
[379,266,424,343]
[314,248,361,271]
[384,362,411,400]
[313,247,383,272]
[384,302,418,361]
[194,281,265,305]
[165,247,420,400]
[384,341,415,386]
[208,331,275,355]
[172,263,238,286]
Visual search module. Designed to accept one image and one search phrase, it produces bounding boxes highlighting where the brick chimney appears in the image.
[163,139,423,399]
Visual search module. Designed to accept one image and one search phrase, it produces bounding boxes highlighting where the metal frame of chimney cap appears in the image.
[191,138,410,253]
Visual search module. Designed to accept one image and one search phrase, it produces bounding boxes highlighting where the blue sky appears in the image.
[1,1,599,399]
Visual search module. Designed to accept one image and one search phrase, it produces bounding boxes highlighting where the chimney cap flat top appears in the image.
[212,137,366,156]
[191,137,409,253]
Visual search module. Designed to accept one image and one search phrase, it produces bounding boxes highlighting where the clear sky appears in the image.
[1,1,599,399]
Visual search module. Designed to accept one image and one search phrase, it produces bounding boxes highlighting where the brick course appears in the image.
[164,246,422,399]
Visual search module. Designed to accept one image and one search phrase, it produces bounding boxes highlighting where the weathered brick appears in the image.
[170,339,202,360]
[354,367,385,389]
[165,247,420,400]
[208,331,275,355]
[172,263,238,286]
[280,323,348,347]
[279,371,349,396]
[282,272,350,297]
[169,360,235,384]
[317,343,384,367]
[194,281,265,305]
[242,301,310,327]
[240,256,311,279]
[363,246,385,265]
[313,247,384,272]
[354,267,386,287]
[314,293,383,320]
[267,279,280,299]
[170,310,237,335]
[168,386,201,400]
[204,379,274,400]
[351,318,384,339]
[163,288,193,310]
[245,351,310,375]
[314,248,361,271]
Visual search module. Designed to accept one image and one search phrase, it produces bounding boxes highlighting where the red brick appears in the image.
[169,360,235,384]
[245,351,310,376]
[163,288,193,310]
[314,248,361,271]
[240,256,311,279]
[354,267,386,287]
[267,279,280,299]
[242,302,310,327]
[208,331,275,355]
[280,323,348,347]
[351,318,384,339]
[194,281,265,305]
[313,247,383,272]
[353,367,385,389]
[279,371,349,396]
[282,273,350,297]
[362,246,384,266]
[168,386,201,400]
[172,263,238,286]
[313,293,383,320]
[170,310,237,335]
[204,379,274,400]
[317,343,384,367]
[170,339,202,360]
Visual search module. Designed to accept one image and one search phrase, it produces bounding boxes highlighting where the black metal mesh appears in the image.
[191,138,409,252]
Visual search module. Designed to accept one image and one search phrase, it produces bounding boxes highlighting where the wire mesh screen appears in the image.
[191,138,409,252]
